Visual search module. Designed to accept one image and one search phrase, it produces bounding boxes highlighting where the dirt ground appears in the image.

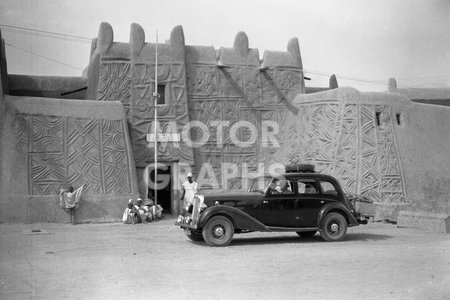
[0,217,449,300]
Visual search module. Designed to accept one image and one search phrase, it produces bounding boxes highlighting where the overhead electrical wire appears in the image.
[5,42,84,71]
[1,23,448,88]
[0,24,92,43]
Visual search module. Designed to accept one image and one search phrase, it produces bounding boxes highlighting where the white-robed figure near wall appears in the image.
[180,172,197,214]
[59,184,85,224]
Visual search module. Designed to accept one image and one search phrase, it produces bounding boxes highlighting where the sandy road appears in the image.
[1,218,449,299]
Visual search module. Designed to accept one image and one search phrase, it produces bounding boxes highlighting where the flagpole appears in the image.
[154,29,158,207]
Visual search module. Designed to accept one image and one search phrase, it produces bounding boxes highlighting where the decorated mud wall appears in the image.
[0,96,138,223]
[85,22,306,211]
[1,23,449,223]
[185,30,305,189]
[0,29,139,223]
[277,88,450,218]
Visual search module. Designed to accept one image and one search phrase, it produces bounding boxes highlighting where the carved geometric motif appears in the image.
[130,108,153,165]
[30,115,63,152]
[133,63,183,109]
[334,104,358,193]
[29,152,65,195]
[277,69,303,101]
[102,119,132,194]
[359,105,381,201]
[278,69,302,91]
[375,105,405,204]
[300,104,341,175]
[270,110,303,164]
[128,61,193,166]
[227,109,257,154]
[242,67,262,107]
[14,113,29,153]
[186,64,218,97]
[189,100,222,144]
[260,69,303,105]
[97,62,132,104]
[218,67,243,98]
[260,69,279,105]
[15,111,134,196]
[66,118,102,194]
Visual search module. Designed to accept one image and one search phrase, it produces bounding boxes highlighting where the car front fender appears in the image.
[317,203,359,227]
[199,205,270,232]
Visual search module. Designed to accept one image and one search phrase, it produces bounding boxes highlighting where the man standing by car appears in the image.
[180,172,198,214]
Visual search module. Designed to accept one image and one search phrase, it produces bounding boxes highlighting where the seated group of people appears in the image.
[122,197,163,224]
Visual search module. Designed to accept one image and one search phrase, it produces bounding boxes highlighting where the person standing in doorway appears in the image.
[180,172,198,214]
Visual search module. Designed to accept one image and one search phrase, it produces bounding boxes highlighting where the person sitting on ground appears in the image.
[135,198,150,223]
[152,202,164,220]
[122,199,138,224]
[142,198,155,221]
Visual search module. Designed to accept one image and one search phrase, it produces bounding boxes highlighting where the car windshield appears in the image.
[248,177,272,194]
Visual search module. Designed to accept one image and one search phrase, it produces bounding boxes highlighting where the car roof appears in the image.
[252,173,338,181]
[284,173,337,180]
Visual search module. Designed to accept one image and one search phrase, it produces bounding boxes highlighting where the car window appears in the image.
[297,179,318,194]
[248,177,271,194]
[320,180,338,195]
[268,179,294,195]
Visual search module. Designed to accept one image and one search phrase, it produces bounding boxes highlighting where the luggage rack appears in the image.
[285,164,315,173]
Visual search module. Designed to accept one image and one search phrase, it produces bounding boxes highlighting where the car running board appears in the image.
[267,226,319,232]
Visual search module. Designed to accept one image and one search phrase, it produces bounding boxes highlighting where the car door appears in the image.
[256,179,298,227]
[296,179,325,227]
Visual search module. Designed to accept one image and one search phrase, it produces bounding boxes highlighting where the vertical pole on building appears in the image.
[154,30,158,207]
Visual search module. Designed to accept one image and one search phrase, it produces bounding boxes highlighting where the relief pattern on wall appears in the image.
[334,104,358,193]
[96,58,194,167]
[130,63,193,166]
[275,102,405,204]
[375,105,406,205]
[15,113,133,196]
[97,62,132,105]
[186,64,303,188]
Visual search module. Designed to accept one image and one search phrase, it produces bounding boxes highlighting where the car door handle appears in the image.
[263,200,268,204]
[320,201,324,204]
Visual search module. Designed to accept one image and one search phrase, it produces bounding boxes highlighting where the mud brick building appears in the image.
[1,23,449,223]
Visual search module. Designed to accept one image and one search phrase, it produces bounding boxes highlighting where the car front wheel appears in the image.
[184,229,204,242]
[320,212,347,242]
[202,216,234,247]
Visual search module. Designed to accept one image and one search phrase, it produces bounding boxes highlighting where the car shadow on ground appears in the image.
[227,232,393,247]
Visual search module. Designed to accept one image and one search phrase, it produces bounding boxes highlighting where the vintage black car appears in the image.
[175,164,371,247]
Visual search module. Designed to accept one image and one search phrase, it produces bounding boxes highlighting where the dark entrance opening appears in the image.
[148,165,172,214]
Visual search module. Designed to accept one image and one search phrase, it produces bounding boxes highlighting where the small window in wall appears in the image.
[156,85,166,105]
[375,111,381,126]
[396,113,401,126]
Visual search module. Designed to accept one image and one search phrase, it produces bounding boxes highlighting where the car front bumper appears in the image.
[175,215,199,230]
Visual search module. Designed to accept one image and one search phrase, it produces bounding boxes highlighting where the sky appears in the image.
[0,0,449,91]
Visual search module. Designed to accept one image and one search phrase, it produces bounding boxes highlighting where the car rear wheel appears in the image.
[296,231,317,238]
[202,216,234,247]
[184,229,204,242]
[320,212,347,242]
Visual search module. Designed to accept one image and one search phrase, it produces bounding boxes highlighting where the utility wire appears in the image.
[5,42,84,71]
[303,69,444,89]
[396,74,450,80]
[1,24,448,88]
[0,24,92,43]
